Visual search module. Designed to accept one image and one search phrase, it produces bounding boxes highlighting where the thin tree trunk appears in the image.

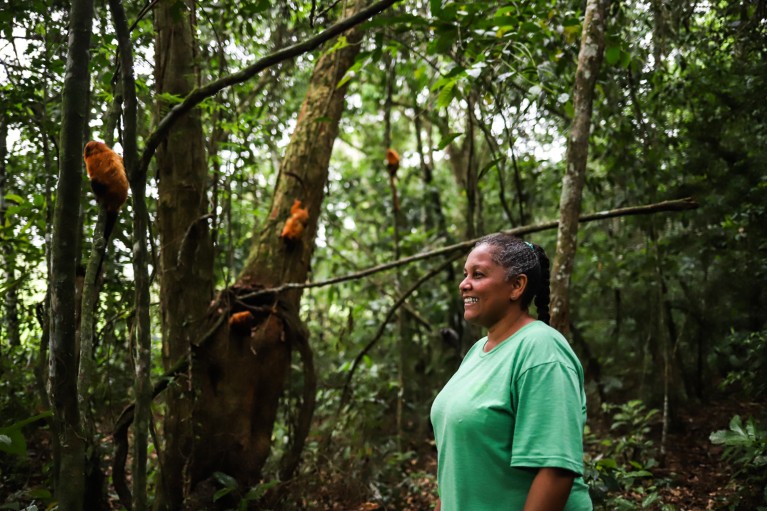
[108,0,151,508]
[382,49,407,448]
[77,206,108,510]
[0,116,19,348]
[48,0,94,508]
[152,1,214,509]
[549,0,608,336]
[413,109,446,234]
[36,75,55,411]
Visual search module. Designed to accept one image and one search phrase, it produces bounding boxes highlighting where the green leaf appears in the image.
[212,487,233,502]
[620,50,632,69]
[596,457,618,470]
[337,53,367,89]
[0,430,26,457]
[243,480,279,502]
[605,46,620,66]
[25,488,52,500]
[437,132,462,150]
[212,471,237,489]
[436,80,457,109]
[0,412,52,457]
[326,35,350,55]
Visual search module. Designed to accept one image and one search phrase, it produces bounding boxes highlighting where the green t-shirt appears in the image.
[430,321,592,511]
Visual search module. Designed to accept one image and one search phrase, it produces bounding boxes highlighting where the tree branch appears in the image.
[336,255,462,415]
[137,0,400,179]
[243,197,699,298]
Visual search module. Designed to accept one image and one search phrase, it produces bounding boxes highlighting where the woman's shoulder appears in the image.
[514,321,581,368]
[515,321,566,346]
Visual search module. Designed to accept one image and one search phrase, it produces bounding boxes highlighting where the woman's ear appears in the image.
[509,274,528,302]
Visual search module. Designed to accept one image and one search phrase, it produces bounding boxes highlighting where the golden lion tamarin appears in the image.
[385,148,400,178]
[83,140,129,241]
[228,311,255,336]
[280,199,309,241]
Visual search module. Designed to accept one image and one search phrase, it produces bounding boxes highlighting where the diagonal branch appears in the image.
[337,255,462,414]
[137,0,400,179]
[243,197,699,298]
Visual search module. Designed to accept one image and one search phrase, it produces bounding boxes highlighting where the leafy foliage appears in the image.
[585,401,670,510]
[710,415,767,509]
[717,330,767,398]
[1,0,766,508]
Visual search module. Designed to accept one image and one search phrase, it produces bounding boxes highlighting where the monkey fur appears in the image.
[83,140,129,241]
[385,148,400,211]
[280,199,309,241]
[385,148,400,177]
[83,140,129,279]
[229,311,255,336]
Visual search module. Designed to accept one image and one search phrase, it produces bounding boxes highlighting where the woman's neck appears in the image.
[485,310,534,350]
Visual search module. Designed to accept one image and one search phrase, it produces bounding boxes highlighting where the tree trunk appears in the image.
[0,115,19,348]
[187,1,365,502]
[48,0,94,508]
[549,0,608,336]
[153,1,214,509]
[108,0,151,508]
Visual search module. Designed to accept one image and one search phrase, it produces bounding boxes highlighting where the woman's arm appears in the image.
[523,467,575,511]
[435,498,441,511]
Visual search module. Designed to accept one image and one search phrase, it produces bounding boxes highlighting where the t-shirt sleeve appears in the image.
[509,361,585,476]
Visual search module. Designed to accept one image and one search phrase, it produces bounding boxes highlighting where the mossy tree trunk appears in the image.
[152,1,214,509]
[549,0,608,337]
[48,0,94,508]
[186,2,365,501]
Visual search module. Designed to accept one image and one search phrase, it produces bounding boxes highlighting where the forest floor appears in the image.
[647,399,764,511]
[2,397,764,510]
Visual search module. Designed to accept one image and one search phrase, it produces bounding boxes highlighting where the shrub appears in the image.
[710,415,767,510]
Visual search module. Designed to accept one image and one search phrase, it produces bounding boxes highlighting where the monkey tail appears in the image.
[104,211,118,243]
[96,211,118,281]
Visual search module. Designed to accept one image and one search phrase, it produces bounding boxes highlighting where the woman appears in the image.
[430,233,592,510]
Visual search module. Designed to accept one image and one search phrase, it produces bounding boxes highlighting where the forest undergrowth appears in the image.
[1,395,765,510]
[324,396,766,511]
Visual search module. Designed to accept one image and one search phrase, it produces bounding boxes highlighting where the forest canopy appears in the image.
[1,0,766,510]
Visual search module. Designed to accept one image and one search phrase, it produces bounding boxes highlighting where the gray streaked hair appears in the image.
[473,232,551,324]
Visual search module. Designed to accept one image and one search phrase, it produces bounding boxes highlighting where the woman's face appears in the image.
[459,244,519,328]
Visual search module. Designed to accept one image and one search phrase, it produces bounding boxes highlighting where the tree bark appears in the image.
[549,0,608,336]
[187,1,366,501]
[48,0,94,508]
[0,115,20,348]
[152,1,214,509]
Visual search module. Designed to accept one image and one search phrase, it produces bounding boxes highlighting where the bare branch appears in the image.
[243,197,699,298]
